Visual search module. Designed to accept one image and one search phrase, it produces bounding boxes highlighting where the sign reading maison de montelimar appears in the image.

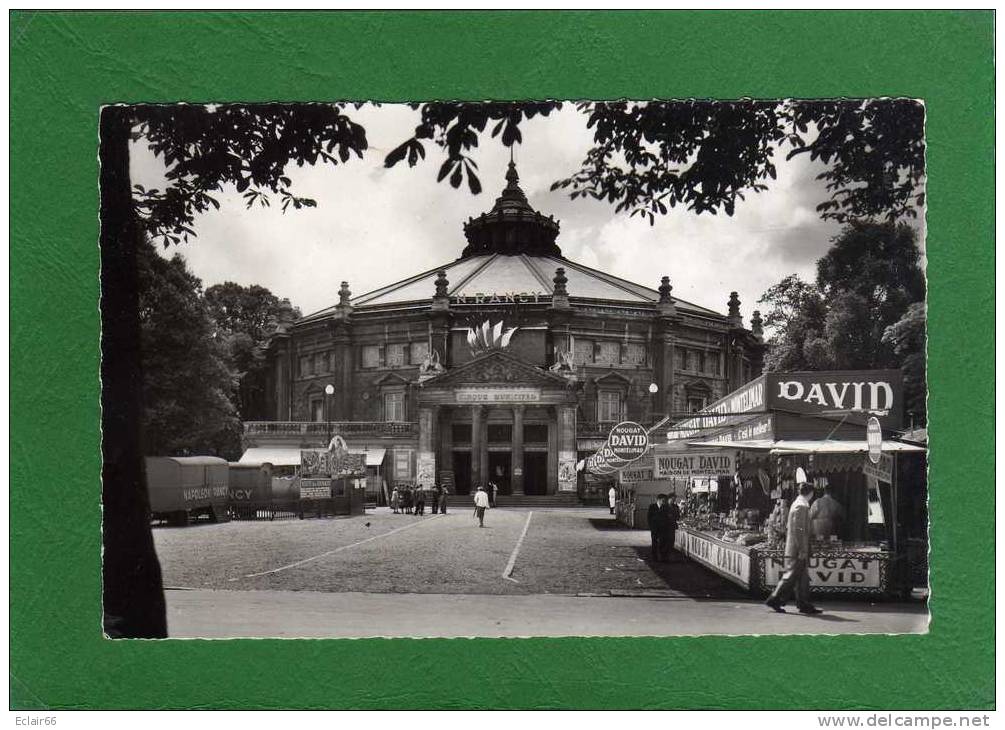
[655,450,736,479]
[456,387,541,403]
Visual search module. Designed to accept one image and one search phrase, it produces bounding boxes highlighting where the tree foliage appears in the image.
[205,282,300,421]
[130,103,369,244]
[383,99,925,225]
[758,222,927,421]
[138,239,241,456]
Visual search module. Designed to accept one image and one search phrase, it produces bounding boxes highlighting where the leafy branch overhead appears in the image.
[383,99,925,225]
[129,103,368,244]
[129,99,924,244]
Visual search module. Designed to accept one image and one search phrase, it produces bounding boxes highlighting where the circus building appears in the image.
[241,163,767,502]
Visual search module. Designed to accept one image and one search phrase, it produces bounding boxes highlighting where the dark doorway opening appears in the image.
[523,452,548,495]
[452,451,471,495]
[487,452,511,495]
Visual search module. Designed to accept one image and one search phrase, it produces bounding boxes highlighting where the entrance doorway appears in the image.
[523,452,548,495]
[487,452,511,495]
[452,451,471,495]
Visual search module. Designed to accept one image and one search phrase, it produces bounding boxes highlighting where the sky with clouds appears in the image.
[130,104,921,324]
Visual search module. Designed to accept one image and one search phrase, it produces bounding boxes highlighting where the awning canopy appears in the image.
[687,439,925,454]
[237,448,303,466]
[350,448,387,467]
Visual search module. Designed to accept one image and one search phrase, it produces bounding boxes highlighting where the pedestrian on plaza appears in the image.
[431,484,440,514]
[401,487,412,514]
[660,493,682,561]
[766,482,823,615]
[390,487,400,514]
[438,485,449,515]
[414,487,426,516]
[473,485,490,527]
[809,485,845,540]
[647,494,667,561]
[489,480,498,508]
[608,486,617,515]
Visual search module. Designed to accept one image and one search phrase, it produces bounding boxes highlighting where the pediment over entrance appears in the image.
[420,350,570,389]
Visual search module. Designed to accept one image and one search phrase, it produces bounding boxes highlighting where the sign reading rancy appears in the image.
[654,450,736,479]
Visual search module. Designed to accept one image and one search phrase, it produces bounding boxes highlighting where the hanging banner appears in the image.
[654,449,736,479]
[862,453,894,483]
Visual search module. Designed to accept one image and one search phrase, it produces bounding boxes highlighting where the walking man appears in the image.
[647,494,667,561]
[473,485,489,527]
[608,485,617,515]
[438,485,449,515]
[661,493,681,561]
[766,482,823,614]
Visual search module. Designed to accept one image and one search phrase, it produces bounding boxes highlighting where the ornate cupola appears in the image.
[460,160,561,258]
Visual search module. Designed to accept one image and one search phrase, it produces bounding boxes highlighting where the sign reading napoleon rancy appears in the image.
[654,450,736,479]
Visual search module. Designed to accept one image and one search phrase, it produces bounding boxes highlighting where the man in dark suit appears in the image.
[660,493,682,561]
[647,494,667,561]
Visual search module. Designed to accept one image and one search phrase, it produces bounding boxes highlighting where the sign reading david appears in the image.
[768,370,903,428]
[607,421,650,463]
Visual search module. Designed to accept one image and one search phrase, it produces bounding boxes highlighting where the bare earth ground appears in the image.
[153,506,745,597]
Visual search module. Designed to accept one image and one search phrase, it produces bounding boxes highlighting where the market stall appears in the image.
[652,370,927,598]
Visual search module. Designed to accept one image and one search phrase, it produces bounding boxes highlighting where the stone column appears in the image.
[417,405,438,488]
[470,405,484,490]
[510,405,525,495]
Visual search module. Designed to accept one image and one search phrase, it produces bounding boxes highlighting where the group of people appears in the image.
[646,493,681,562]
[389,485,449,515]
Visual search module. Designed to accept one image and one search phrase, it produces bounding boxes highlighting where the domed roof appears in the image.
[299,163,727,322]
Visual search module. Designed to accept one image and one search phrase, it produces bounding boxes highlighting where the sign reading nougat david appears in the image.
[654,449,736,479]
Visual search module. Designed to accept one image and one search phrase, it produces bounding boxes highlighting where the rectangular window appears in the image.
[451,424,472,444]
[709,351,720,375]
[311,398,324,423]
[623,343,646,365]
[487,424,513,443]
[361,345,380,369]
[596,341,620,366]
[688,396,707,413]
[598,391,623,423]
[386,343,407,367]
[523,424,548,443]
[675,348,687,370]
[573,339,594,365]
[697,351,706,373]
[410,341,429,365]
[299,355,312,377]
[384,391,405,422]
[314,352,326,374]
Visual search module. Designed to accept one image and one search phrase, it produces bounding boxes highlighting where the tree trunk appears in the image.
[99,106,167,638]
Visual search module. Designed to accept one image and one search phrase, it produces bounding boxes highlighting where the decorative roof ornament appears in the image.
[466,319,519,355]
[461,161,561,258]
[338,281,352,306]
[657,275,676,316]
[727,291,743,327]
[434,270,449,298]
[750,310,764,341]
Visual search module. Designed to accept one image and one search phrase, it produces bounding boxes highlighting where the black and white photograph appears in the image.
[100,99,929,640]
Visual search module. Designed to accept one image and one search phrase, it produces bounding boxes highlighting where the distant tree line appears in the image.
[137,238,298,460]
[757,221,926,425]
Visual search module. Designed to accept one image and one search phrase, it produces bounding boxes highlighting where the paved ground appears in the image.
[165,589,929,638]
[153,506,927,638]
[153,507,745,597]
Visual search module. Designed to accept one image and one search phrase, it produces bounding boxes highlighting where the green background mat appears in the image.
[9,11,994,710]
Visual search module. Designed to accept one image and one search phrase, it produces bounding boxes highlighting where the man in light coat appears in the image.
[766,482,822,614]
[473,485,490,527]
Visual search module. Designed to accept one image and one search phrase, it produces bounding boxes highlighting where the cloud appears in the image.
[128,103,920,319]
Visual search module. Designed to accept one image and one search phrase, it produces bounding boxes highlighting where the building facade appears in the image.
[244,163,766,496]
